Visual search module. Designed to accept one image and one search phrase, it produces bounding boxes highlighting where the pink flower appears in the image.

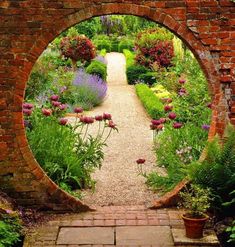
[160,118,166,124]
[95,115,103,121]
[179,78,186,84]
[173,122,183,129]
[59,118,68,126]
[52,101,61,107]
[23,109,32,116]
[23,103,34,109]
[168,112,177,120]
[151,119,161,125]
[74,107,83,114]
[42,108,52,117]
[103,113,112,120]
[166,98,173,103]
[80,116,94,124]
[178,88,187,96]
[108,120,116,129]
[164,105,173,112]
[59,104,67,110]
[136,158,146,164]
[50,95,59,101]
[157,124,164,130]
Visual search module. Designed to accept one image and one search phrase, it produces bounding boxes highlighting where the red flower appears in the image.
[80,116,94,124]
[164,105,173,112]
[52,101,61,107]
[42,108,52,117]
[23,109,32,116]
[179,79,186,84]
[151,119,161,125]
[157,124,164,130]
[108,120,116,129]
[74,107,83,114]
[173,122,183,129]
[168,112,177,120]
[50,95,59,101]
[59,118,68,126]
[95,115,103,121]
[103,113,112,120]
[23,103,34,109]
[136,158,146,164]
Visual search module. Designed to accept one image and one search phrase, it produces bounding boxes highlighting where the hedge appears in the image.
[86,60,107,81]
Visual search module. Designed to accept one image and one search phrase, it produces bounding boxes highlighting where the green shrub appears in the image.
[138,72,157,85]
[111,41,119,52]
[126,65,149,85]
[94,39,111,52]
[135,84,164,119]
[99,49,107,56]
[0,214,22,247]
[86,60,107,81]
[118,39,134,53]
[123,49,135,67]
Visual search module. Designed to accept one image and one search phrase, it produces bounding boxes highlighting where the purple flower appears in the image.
[202,124,210,131]
[52,101,61,107]
[59,104,67,111]
[50,95,59,101]
[23,103,34,109]
[178,88,187,96]
[94,55,107,65]
[168,112,177,120]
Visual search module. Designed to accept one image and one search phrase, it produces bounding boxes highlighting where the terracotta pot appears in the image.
[182,214,209,239]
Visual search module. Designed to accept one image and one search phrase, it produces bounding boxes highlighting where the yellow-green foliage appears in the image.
[173,36,185,60]
[151,84,172,100]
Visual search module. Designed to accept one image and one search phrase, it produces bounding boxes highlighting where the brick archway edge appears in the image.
[0,0,234,212]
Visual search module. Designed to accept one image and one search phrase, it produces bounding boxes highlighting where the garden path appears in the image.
[71,52,165,207]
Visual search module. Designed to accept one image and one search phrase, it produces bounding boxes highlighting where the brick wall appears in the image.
[0,0,234,211]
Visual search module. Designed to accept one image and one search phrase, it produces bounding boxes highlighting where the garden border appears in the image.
[0,0,234,211]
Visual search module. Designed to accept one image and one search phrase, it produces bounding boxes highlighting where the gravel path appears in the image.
[75,53,165,207]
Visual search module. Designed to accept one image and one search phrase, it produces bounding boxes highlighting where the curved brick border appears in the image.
[0,0,234,211]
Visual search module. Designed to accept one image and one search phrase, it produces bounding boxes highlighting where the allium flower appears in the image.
[168,112,177,120]
[173,122,183,129]
[59,104,67,111]
[50,95,59,101]
[52,101,61,107]
[179,78,186,84]
[136,158,146,164]
[74,107,83,114]
[95,115,103,121]
[160,118,166,124]
[80,116,94,124]
[151,119,161,125]
[207,103,212,109]
[164,105,173,112]
[59,118,68,126]
[42,108,52,117]
[103,113,112,120]
[178,88,187,96]
[108,120,116,129]
[23,109,32,116]
[23,103,34,109]
[202,124,210,131]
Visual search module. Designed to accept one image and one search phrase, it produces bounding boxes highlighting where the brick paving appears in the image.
[23,205,211,247]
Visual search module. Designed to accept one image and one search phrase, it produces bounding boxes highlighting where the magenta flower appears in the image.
[108,120,116,129]
[80,116,94,124]
[59,104,67,111]
[23,108,32,116]
[168,112,177,120]
[42,108,52,117]
[173,122,183,129]
[151,119,161,125]
[164,105,173,112]
[157,124,164,130]
[179,78,186,84]
[52,101,61,107]
[50,95,59,101]
[23,103,34,109]
[178,88,187,96]
[59,118,68,126]
[202,124,210,131]
[160,118,166,124]
[74,107,83,114]
[103,113,112,120]
[136,158,146,164]
[95,115,103,121]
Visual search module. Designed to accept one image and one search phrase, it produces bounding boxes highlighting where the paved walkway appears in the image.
[23,206,185,247]
[80,53,165,207]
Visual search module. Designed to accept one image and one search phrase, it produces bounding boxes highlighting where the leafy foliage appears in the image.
[135,84,164,119]
[86,60,107,81]
[126,65,149,85]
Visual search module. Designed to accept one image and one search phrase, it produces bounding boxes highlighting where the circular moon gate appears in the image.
[0,0,234,211]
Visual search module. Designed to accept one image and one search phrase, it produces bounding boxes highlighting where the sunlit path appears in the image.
[79,52,165,207]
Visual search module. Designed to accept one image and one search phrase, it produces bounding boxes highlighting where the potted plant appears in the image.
[179,184,211,239]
